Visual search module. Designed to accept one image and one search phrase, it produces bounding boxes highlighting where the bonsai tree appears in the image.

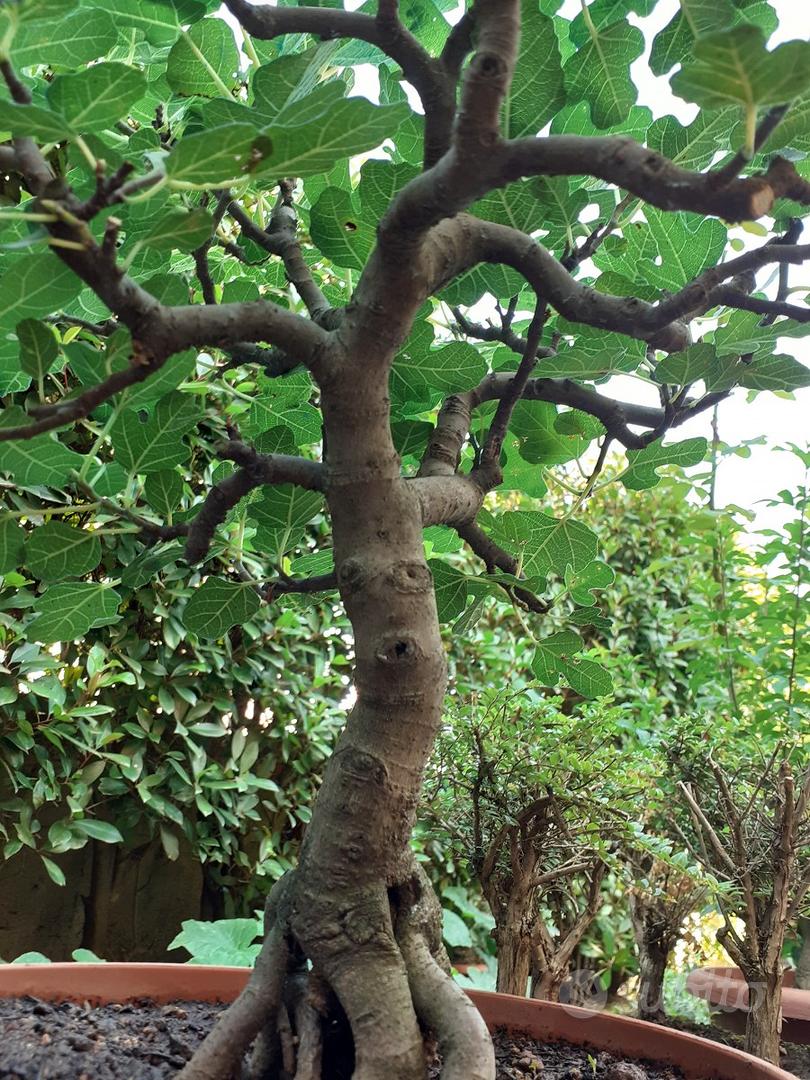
[625,849,707,1023]
[0,1,809,1076]
[425,694,637,1000]
[676,747,809,1064]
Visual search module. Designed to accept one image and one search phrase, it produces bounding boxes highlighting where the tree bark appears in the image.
[744,969,784,1065]
[495,926,532,997]
[636,942,669,1022]
[796,917,810,990]
[287,362,459,1079]
[628,894,675,1022]
[530,966,567,1002]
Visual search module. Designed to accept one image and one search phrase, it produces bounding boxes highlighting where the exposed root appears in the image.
[178,880,291,1080]
[290,877,427,1080]
[292,991,325,1080]
[396,866,496,1080]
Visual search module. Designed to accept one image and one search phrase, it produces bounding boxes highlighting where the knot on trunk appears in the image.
[388,560,432,593]
[337,556,367,593]
[376,633,424,666]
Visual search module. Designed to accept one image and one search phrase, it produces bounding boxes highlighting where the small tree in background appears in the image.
[626,851,707,1022]
[676,746,809,1063]
[425,694,638,1000]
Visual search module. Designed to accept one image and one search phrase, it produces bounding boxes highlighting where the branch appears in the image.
[505,141,810,223]
[470,372,663,450]
[430,215,691,352]
[477,301,548,485]
[0,145,19,172]
[440,9,475,79]
[710,105,791,188]
[228,188,331,321]
[452,306,553,358]
[709,286,810,324]
[678,782,738,877]
[273,570,337,596]
[222,0,455,166]
[185,441,325,564]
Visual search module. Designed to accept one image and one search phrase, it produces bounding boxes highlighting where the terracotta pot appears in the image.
[686,965,810,1046]
[0,963,798,1079]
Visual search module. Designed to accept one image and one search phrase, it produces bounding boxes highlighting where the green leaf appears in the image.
[655,342,718,386]
[167,20,240,98]
[167,917,261,966]
[393,339,487,406]
[255,100,409,179]
[17,318,58,382]
[167,123,271,187]
[47,63,147,133]
[183,578,262,639]
[0,101,70,141]
[11,8,118,69]
[0,517,25,574]
[121,350,198,411]
[111,392,200,475]
[159,825,180,862]
[506,1,565,138]
[622,438,708,491]
[563,19,644,128]
[650,0,736,76]
[11,950,53,963]
[28,583,121,643]
[566,560,615,606]
[25,521,102,582]
[41,856,66,887]
[72,819,123,844]
[87,0,206,46]
[490,511,599,583]
[738,354,810,392]
[358,160,418,223]
[71,948,107,963]
[248,486,323,559]
[0,408,84,486]
[430,560,469,622]
[532,630,583,683]
[647,109,735,171]
[121,542,183,589]
[310,187,375,271]
[0,254,82,328]
[442,908,473,948]
[672,27,810,113]
[564,657,613,698]
[144,470,184,517]
[141,209,213,252]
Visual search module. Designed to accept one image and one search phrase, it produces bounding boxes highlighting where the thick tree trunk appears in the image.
[796,918,810,990]
[636,942,668,1022]
[744,970,783,1065]
[495,926,532,996]
[284,366,493,1079]
[628,896,673,1022]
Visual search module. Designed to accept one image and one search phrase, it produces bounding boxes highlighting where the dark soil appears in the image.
[659,1017,810,1080]
[0,994,697,1079]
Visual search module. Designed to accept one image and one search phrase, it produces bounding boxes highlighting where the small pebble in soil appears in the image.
[0,996,700,1080]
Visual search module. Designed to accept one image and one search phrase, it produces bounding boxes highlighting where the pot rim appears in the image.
[686,965,810,1021]
[0,962,798,1080]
